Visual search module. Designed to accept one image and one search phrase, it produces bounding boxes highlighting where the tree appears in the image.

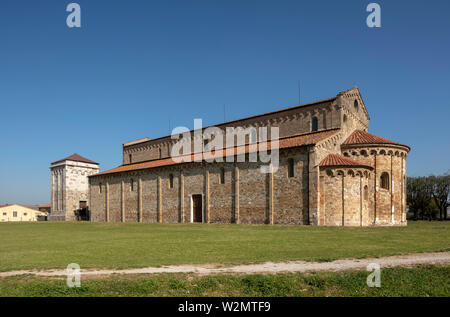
[430,174,450,220]
[407,176,433,220]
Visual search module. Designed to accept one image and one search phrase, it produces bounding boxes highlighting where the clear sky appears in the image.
[0,0,449,204]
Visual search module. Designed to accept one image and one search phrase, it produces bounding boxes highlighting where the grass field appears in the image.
[0,221,448,272]
[0,265,448,297]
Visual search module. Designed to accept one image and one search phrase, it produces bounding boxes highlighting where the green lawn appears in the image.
[0,221,448,272]
[1,265,448,297]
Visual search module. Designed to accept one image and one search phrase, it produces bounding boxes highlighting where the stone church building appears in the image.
[58,87,410,226]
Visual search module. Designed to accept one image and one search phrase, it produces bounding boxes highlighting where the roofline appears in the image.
[51,158,99,165]
[337,86,370,121]
[120,128,339,167]
[122,97,337,148]
[94,128,339,177]
[319,164,373,169]
[341,142,410,152]
[0,204,46,211]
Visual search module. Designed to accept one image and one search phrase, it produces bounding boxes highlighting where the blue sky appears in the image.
[0,0,449,204]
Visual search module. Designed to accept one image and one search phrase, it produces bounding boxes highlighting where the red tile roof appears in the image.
[342,130,408,148]
[319,153,372,168]
[39,204,51,208]
[52,153,98,165]
[0,204,13,208]
[93,129,339,176]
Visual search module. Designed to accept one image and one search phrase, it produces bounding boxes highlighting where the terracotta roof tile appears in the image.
[93,129,339,176]
[319,153,372,168]
[52,153,98,165]
[343,130,408,148]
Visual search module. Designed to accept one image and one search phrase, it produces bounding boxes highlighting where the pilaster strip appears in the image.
[234,165,240,224]
[157,176,162,222]
[180,171,185,223]
[121,180,125,222]
[138,177,143,223]
[205,168,210,223]
[106,181,109,222]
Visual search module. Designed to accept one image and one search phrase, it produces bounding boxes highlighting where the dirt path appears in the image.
[1,252,449,278]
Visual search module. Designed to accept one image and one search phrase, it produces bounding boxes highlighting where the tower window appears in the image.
[129,153,132,164]
[99,183,102,193]
[130,179,134,191]
[204,139,210,151]
[288,158,295,178]
[364,185,369,200]
[219,168,225,184]
[311,117,318,132]
[169,174,174,188]
[380,172,390,190]
[354,100,359,110]
[159,148,162,158]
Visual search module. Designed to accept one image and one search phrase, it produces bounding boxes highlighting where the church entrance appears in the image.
[192,195,203,223]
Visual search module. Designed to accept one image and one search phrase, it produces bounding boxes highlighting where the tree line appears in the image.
[407,173,449,221]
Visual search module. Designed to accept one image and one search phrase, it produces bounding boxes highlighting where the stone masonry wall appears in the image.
[90,148,309,225]
[319,168,372,226]
[341,146,408,226]
[51,160,99,221]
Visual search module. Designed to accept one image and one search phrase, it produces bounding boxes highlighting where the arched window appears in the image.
[169,174,174,189]
[343,114,347,123]
[354,100,359,110]
[380,172,390,190]
[130,179,134,191]
[159,148,162,158]
[288,158,295,178]
[311,117,318,132]
[219,168,225,184]
[364,185,369,200]
[129,153,132,164]
[99,183,102,193]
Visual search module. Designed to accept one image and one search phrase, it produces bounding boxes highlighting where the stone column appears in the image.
[205,168,210,223]
[157,176,162,222]
[401,155,405,223]
[359,174,363,227]
[308,148,319,225]
[180,171,185,223]
[373,153,377,224]
[234,165,240,224]
[138,177,143,223]
[106,181,110,222]
[121,180,125,222]
[390,153,394,224]
[268,165,274,224]
[341,173,345,227]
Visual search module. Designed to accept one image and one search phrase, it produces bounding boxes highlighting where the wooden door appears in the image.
[192,195,203,223]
